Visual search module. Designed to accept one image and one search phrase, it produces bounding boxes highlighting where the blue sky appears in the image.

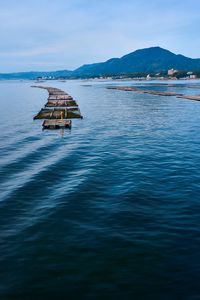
[0,0,200,72]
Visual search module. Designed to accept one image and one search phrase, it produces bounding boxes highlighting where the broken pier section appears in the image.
[32,86,83,129]
[107,85,200,101]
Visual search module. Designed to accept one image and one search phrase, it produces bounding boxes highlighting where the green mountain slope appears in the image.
[73,47,200,76]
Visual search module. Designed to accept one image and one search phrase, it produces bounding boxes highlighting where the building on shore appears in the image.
[168,68,178,76]
[146,74,151,80]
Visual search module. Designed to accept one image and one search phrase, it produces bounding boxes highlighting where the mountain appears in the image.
[73,47,200,76]
[0,70,72,80]
[1,47,200,79]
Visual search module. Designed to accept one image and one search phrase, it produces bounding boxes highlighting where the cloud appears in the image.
[0,0,200,71]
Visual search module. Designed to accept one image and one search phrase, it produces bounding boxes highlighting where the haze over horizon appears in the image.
[1,0,200,72]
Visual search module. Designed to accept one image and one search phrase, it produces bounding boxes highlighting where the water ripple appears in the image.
[1,80,200,299]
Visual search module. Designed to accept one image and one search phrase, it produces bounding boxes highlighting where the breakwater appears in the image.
[32,86,83,129]
[108,85,200,101]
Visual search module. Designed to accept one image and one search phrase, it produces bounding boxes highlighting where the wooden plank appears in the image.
[42,120,72,129]
[48,95,73,100]
[45,100,78,107]
[34,108,82,119]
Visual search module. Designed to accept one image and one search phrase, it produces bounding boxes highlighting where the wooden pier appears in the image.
[34,108,82,119]
[45,100,78,107]
[107,86,184,97]
[107,86,200,102]
[32,86,83,129]
[42,120,72,129]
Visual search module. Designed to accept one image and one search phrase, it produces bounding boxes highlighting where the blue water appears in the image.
[1,80,200,300]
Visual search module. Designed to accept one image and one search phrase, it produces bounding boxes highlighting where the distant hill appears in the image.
[0,70,72,80]
[73,47,200,76]
[1,47,200,79]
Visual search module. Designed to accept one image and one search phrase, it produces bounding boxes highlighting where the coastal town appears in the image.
[35,68,199,81]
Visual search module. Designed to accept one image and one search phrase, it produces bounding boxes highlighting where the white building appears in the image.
[168,68,178,76]
[146,74,151,80]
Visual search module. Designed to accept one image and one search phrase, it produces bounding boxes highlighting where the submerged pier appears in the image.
[32,86,83,129]
[107,85,200,102]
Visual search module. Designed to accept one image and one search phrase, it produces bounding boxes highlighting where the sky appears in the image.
[0,0,200,72]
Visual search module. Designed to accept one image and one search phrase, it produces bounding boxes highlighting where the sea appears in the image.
[0,79,200,300]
